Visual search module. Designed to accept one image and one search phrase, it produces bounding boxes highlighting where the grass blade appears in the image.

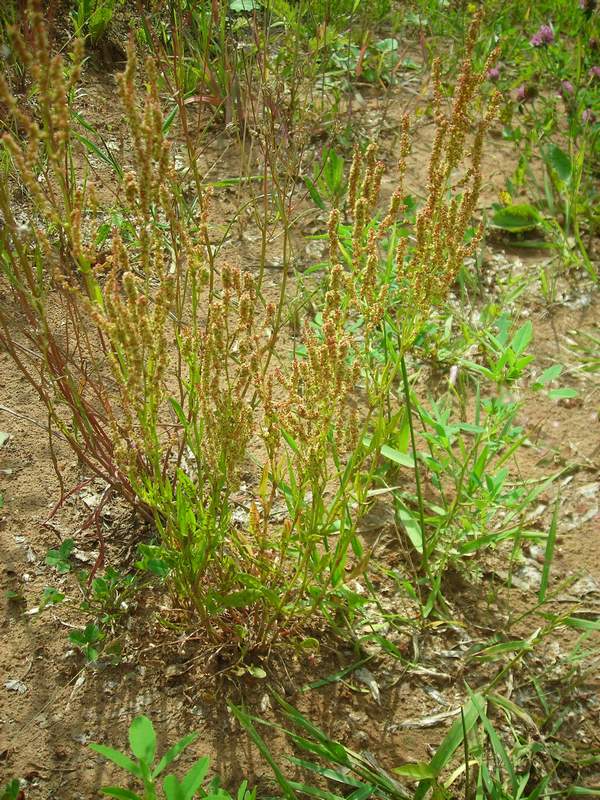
[538,496,559,604]
[414,693,483,800]
[229,704,298,800]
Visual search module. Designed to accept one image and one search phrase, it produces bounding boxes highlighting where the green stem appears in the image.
[400,354,428,578]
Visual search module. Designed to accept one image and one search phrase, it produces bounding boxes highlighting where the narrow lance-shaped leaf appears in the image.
[88,744,142,778]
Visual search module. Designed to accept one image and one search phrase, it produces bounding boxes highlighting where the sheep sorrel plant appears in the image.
[0,4,497,653]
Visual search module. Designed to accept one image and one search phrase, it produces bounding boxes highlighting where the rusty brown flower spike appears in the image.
[330,11,499,357]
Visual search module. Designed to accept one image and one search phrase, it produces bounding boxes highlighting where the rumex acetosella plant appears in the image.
[0,4,497,651]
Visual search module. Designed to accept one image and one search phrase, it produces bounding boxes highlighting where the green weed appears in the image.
[90,715,256,800]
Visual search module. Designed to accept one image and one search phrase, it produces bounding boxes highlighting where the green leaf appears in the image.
[532,363,563,389]
[547,144,572,182]
[163,775,184,800]
[298,637,320,652]
[229,704,298,800]
[513,354,535,372]
[218,589,263,609]
[72,133,123,179]
[0,431,10,448]
[69,622,104,646]
[168,397,188,427]
[394,763,436,780]
[374,37,399,52]
[180,757,211,799]
[162,106,179,134]
[89,744,142,778]
[101,788,143,800]
[204,792,236,800]
[457,423,485,434]
[281,428,300,454]
[303,176,325,210]
[414,694,482,800]
[460,360,494,380]
[301,658,372,691]
[486,693,538,730]
[559,614,600,631]
[46,539,75,573]
[287,755,365,788]
[548,387,578,400]
[230,0,261,10]
[129,716,156,764]
[40,587,65,608]
[491,204,541,232]
[395,502,423,554]
[153,733,198,778]
[538,497,559,604]
[237,780,250,800]
[247,665,267,679]
[510,320,532,355]
[467,688,517,795]
[84,645,100,662]
[0,779,22,800]
[469,639,534,661]
[89,8,110,38]
[380,444,414,469]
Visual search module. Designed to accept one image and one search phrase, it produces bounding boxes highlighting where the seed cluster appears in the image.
[331,13,500,357]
